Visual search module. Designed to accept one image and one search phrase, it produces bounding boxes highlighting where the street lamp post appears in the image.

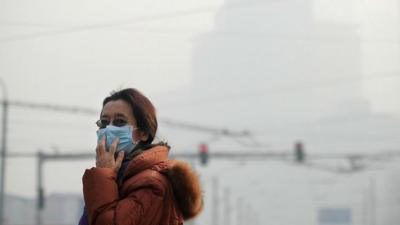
[0,78,8,225]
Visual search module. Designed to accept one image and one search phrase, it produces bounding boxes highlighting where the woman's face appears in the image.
[100,99,147,143]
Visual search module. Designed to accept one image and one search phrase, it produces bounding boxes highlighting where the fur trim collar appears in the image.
[164,160,203,220]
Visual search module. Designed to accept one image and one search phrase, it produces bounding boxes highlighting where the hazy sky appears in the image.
[0,0,227,199]
[1,0,399,115]
[1,1,400,224]
[0,0,399,192]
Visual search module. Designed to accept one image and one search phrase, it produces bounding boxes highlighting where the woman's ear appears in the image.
[139,131,149,142]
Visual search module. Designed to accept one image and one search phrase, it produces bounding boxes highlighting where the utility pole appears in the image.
[224,187,231,225]
[34,152,95,225]
[236,197,242,225]
[0,78,8,225]
[212,177,219,225]
[362,187,368,225]
[36,152,44,225]
[370,177,376,225]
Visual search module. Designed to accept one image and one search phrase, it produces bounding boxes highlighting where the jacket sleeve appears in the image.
[82,167,166,225]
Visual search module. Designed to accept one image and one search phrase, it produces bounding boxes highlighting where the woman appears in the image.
[79,88,203,225]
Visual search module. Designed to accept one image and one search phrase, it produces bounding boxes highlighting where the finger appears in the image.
[110,138,120,155]
[114,151,125,172]
[98,135,107,154]
[95,145,100,160]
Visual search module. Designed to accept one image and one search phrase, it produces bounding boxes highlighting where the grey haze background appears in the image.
[1,0,400,224]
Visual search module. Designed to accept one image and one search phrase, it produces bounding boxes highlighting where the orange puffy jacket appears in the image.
[82,145,203,225]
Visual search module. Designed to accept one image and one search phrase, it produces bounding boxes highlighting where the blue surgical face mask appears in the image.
[96,125,137,153]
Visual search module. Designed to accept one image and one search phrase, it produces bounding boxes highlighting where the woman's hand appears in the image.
[96,136,125,172]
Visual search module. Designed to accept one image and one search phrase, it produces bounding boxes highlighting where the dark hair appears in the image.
[102,88,157,145]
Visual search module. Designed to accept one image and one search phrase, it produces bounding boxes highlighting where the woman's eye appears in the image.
[113,119,127,127]
[100,120,110,127]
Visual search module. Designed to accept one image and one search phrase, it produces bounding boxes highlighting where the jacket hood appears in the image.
[164,160,203,220]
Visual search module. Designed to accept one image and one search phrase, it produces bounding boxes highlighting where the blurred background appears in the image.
[1,0,400,224]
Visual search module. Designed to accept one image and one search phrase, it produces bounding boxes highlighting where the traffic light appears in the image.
[294,141,305,163]
[199,143,209,166]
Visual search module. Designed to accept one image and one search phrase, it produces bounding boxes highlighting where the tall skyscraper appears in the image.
[192,0,368,125]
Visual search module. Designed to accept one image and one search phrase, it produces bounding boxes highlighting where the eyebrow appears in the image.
[101,112,128,118]
[114,113,128,118]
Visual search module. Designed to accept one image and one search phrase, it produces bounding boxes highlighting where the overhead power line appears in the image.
[0,0,269,43]
[162,118,250,137]
[9,100,98,115]
[0,21,68,28]
[6,99,250,137]
[2,0,400,45]
[8,148,400,175]
[8,149,400,160]
[160,71,400,109]
[110,26,400,44]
